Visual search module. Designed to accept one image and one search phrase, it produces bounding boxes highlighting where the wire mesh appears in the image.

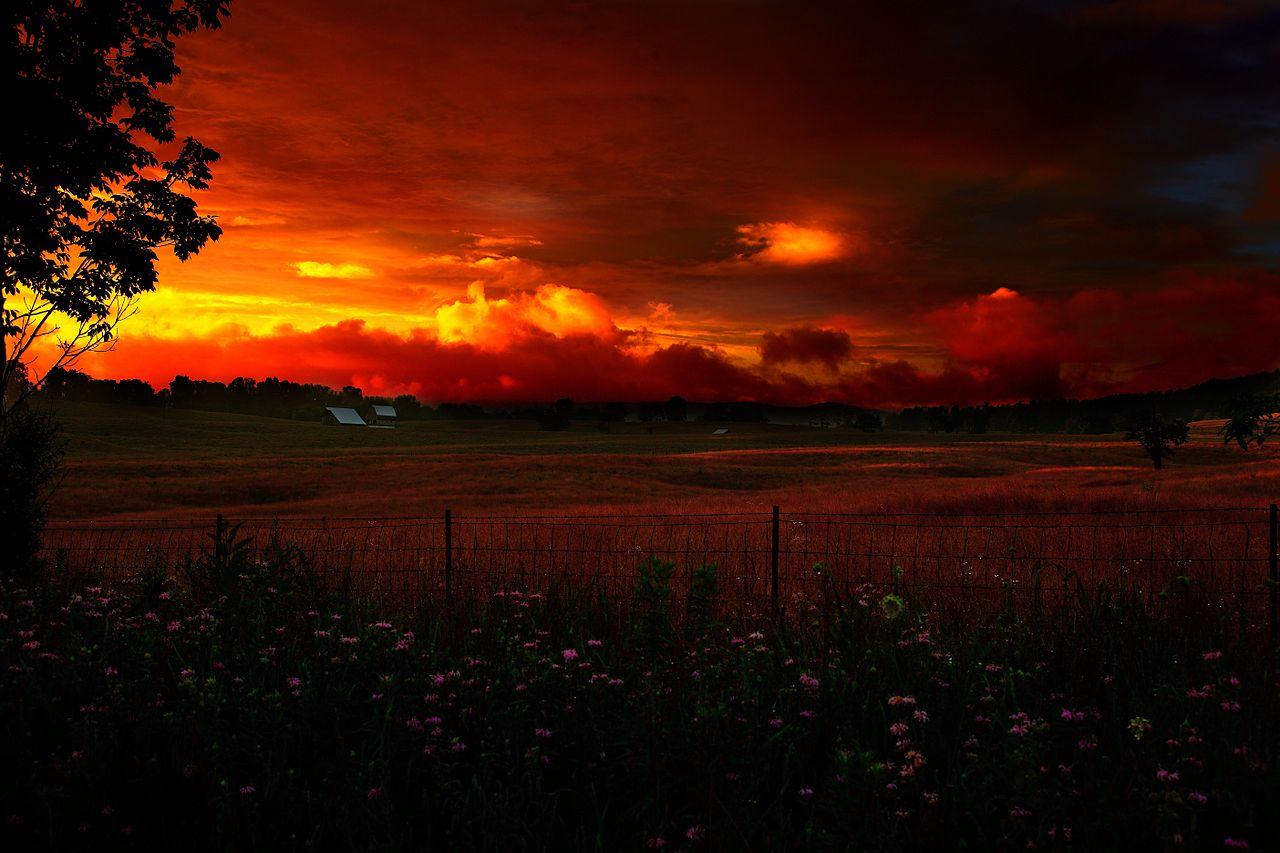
[40,507,1273,630]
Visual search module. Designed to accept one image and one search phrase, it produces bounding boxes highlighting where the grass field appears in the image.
[42,400,1280,521]
[13,405,1279,850]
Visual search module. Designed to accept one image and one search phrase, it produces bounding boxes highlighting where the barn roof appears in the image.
[371,404,397,418]
[325,406,367,426]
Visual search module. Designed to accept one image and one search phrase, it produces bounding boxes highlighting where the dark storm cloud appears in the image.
[78,0,1280,404]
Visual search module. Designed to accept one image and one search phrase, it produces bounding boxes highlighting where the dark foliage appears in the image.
[2,0,230,410]
[0,407,64,580]
[1125,414,1190,470]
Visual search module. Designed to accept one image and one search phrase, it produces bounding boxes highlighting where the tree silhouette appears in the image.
[1219,393,1280,450]
[1,0,230,419]
[1125,414,1190,470]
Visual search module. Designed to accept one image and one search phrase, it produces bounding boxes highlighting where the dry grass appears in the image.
[42,401,1280,521]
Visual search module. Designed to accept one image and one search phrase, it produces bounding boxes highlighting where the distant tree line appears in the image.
[38,369,429,421]
[887,370,1280,435]
[33,368,1280,436]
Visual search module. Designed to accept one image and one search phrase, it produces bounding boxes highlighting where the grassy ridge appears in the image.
[3,534,1276,851]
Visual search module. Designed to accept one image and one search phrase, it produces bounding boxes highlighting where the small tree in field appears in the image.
[1,0,230,421]
[1126,414,1190,470]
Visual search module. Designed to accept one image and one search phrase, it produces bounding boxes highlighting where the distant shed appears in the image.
[712,428,730,435]
[323,406,367,426]
[368,404,398,426]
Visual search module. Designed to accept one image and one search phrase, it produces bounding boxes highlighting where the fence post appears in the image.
[1270,503,1277,648]
[771,505,780,622]
[445,508,453,604]
[215,507,225,560]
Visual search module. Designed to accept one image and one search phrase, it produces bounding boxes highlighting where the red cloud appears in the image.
[759,326,856,371]
[83,321,792,405]
[923,273,1280,402]
[73,272,1280,409]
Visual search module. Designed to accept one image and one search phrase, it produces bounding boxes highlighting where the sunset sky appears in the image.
[68,0,1280,406]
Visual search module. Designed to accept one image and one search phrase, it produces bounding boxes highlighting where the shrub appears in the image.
[0,407,64,581]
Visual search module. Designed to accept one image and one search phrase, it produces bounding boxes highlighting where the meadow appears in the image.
[42,401,1280,521]
[9,400,1277,850]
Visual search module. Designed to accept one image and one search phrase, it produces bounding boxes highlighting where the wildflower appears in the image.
[587,639,603,647]
[769,717,783,728]
[879,593,905,620]
[686,825,705,841]
[888,695,916,707]
[239,785,256,796]
[647,839,666,849]
[1223,839,1249,849]
[1060,708,1084,722]
[1156,768,1180,783]
[1203,650,1223,661]
[890,722,910,736]
[799,674,820,691]
[366,787,383,799]
[913,710,929,723]
[534,728,552,738]
[1128,717,1151,740]
[798,787,814,798]
[1009,806,1032,819]
[1189,792,1208,805]
[562,648,578,662]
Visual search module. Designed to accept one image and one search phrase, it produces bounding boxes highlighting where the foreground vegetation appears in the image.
[3,532,1277,851]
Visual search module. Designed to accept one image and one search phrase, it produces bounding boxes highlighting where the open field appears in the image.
[42,401,1280,521]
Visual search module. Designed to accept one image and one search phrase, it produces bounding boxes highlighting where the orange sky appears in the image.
[52,0,1280,406]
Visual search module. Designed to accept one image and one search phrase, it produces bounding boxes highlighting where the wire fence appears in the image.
[40,506,1279,637]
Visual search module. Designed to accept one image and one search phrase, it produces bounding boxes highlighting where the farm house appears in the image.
[367,404,397,426]
[322,406,366,426]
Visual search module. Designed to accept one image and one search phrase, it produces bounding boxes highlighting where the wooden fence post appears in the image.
[1270,503,1277,648]
[771,505,780,622]
[445,508,453,604]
